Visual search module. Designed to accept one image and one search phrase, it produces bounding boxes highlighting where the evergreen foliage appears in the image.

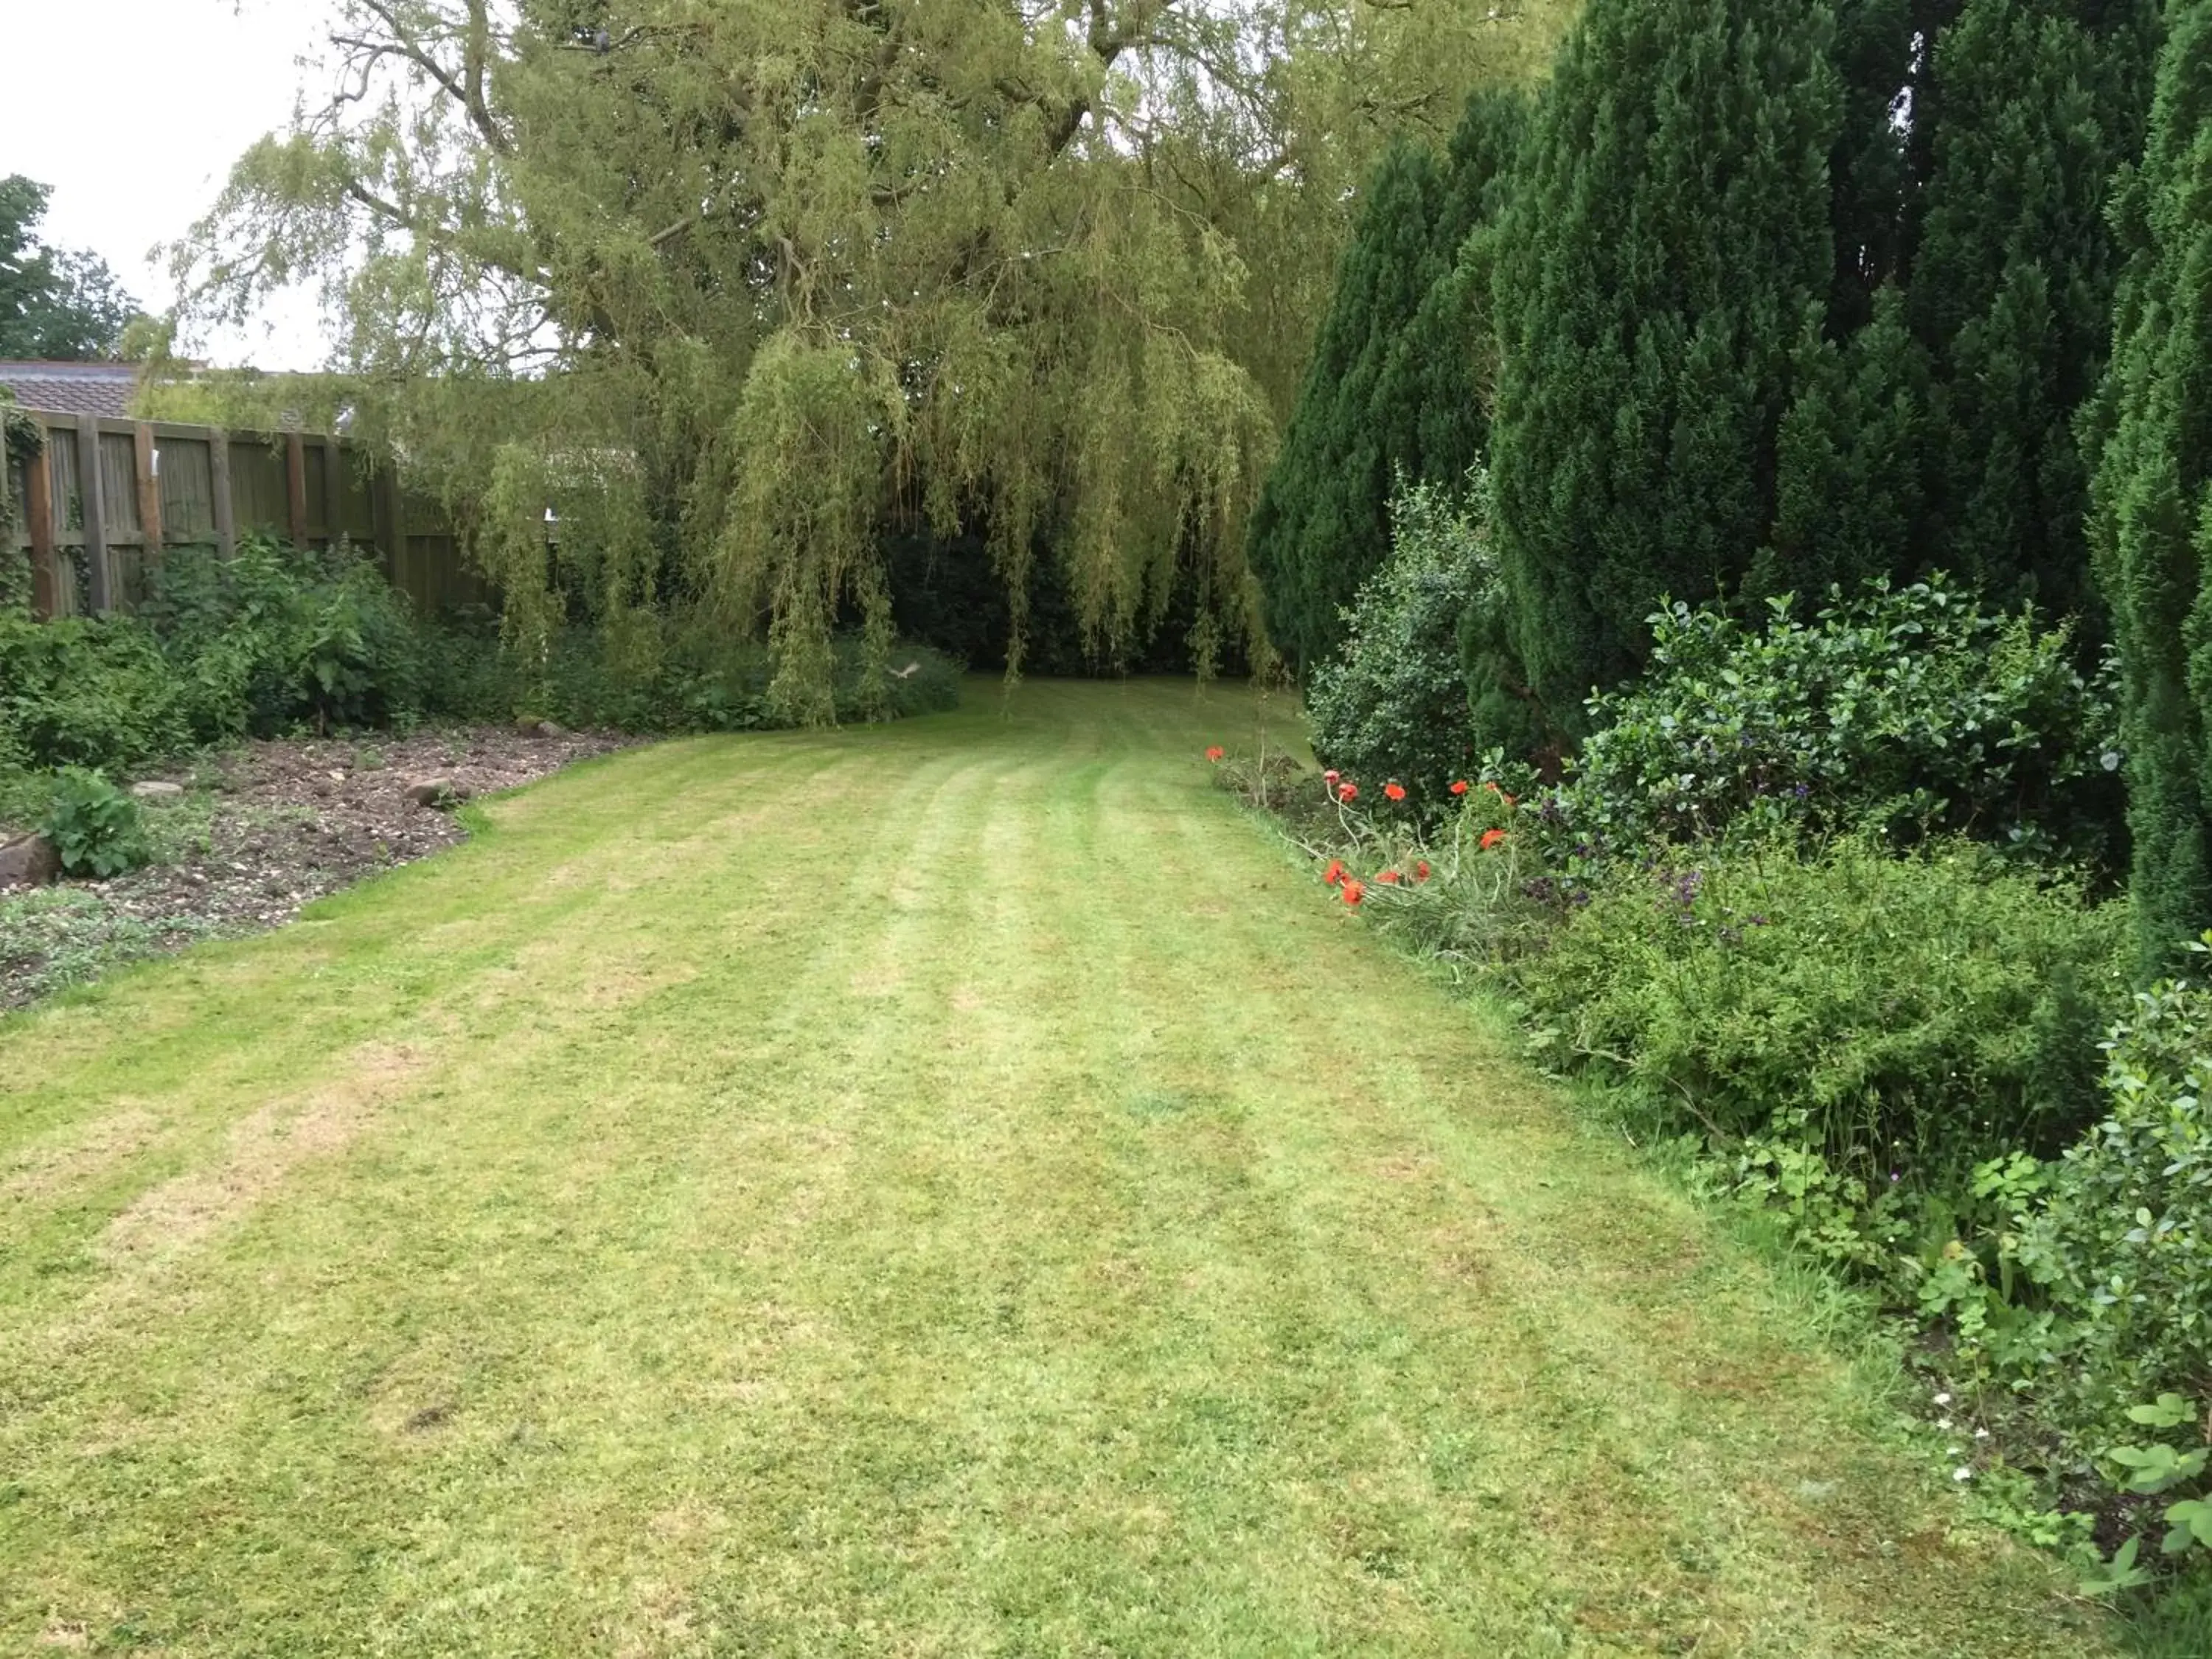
[1908,0,2162,618]
[1560,580,2124,869]
[1247,92,1525,676]
[1457,0,2158,755]
[2086,0,2212,978]
[1481,0,1843,740]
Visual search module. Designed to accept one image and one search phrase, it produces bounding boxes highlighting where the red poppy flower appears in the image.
[1379,869,1402,885]
[1383,782,1407,802]
[1481,829,1508,852]
[1324,858,1346,887]
[1338,782,1358,802]
[1484,780,1502,796]
[1415,860,1431,881]
[1206,745,1225,762]
[1450,780,1470,796]
[1341,879,1366,907]
[1324,769,1340,785]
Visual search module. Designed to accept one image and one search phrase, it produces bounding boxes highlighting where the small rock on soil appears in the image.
[0,833,60,890]
[403,777,470,808]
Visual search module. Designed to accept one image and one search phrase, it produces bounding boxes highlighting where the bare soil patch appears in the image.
[0,726,636,1011]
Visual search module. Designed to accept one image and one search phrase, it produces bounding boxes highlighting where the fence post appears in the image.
[24,429,57,619]
[76,414,111,611]
[377,463,408,591]
[209,429,234,558]
[286,430,308,546]
[134,422,163,565]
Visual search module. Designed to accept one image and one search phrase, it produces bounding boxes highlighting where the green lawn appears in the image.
[1,679,2110,1656]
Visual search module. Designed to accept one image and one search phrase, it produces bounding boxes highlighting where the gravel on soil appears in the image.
[0,726,637,1011]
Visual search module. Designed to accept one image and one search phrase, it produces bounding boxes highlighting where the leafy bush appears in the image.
[1,537,432,776]
[0,611,192,772]
[139,535,428,737]
[1304,468,1492,815]
[1509,836,2127,1186]
[40,766,149,877]
[422,610,963,734]
[0,762,46,832]
[1562,580,2125,872]
[2096,1393,2212,1585]
[3,538,961,783]
[2011,953,2212,1433]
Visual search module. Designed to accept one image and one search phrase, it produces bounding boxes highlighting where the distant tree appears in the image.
[0,175,138,360]
[2084,0,2212,977]
[1246,91,1526,677]
[1481,0,1843,740]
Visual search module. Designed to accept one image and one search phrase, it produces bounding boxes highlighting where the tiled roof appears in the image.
[0,361,139,420]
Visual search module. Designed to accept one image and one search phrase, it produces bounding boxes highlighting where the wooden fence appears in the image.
[3,411,492,619]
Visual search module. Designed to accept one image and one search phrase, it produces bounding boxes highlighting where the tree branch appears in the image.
[346,0,509,154]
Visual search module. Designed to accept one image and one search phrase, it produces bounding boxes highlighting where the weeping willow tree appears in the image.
[172,0,1574,715]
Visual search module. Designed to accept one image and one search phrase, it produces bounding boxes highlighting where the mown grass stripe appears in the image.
[0,679,2110,1656]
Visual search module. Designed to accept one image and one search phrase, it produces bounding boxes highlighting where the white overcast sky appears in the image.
[6,0,336,369]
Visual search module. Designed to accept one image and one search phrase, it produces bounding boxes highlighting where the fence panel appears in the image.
[330,448,376,543]
[46,428,80,540]
[305,441,330,536]
[97,431,139,537]
[229,439,289,535]
[7,412,477,621]
[156,434,218,540]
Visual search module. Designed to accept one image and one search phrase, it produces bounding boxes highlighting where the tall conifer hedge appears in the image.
[1245,92,1525,677]
[1910,0,2161,619]
[1480,0,1843,737]
[2087,0,2212,975]
[1464,0,2157,746]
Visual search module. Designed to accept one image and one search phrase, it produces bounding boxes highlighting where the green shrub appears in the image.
[1,537,435,776]
[3,536,959,776]
[1561,580,2125,871]
[139,535,427,737]
[1509,837,2128,1185]
[40,766,150,877]
[1246,91,1524,676]
[2012,950,2212,1433]
[505,619,962,734]
[0,762,45,832]
[0,611,191,771]
[1304,469,1493,815]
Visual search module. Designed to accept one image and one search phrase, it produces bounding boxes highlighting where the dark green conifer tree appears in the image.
[1480,0,1842,737]
[1374,93,1527,501]
[1245,92,1526,676]
[2085,0,2212,975]
[1910,0,2162,617]
[1767,285,1930,595]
